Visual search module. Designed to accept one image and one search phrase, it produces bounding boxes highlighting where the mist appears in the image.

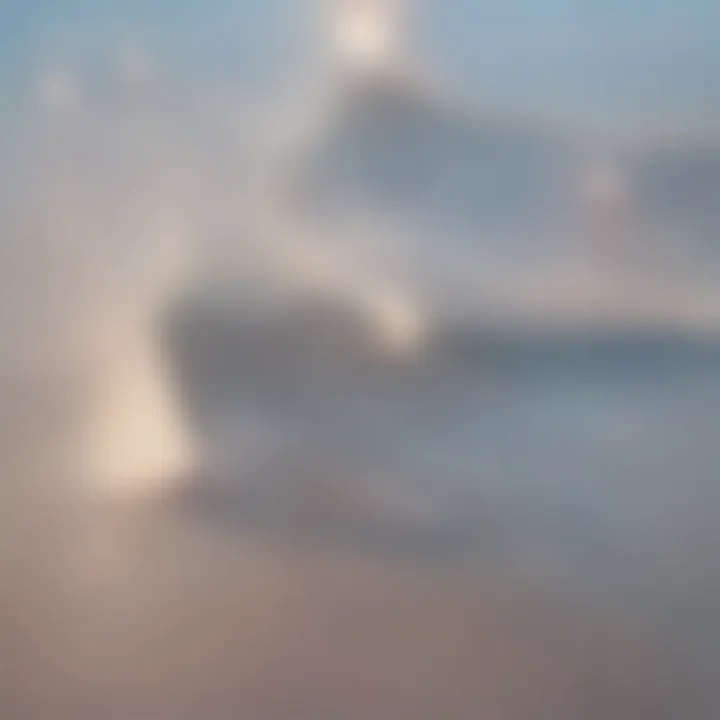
[2,1,720,718]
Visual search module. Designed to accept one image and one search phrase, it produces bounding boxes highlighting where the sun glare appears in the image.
[331,0,402,71]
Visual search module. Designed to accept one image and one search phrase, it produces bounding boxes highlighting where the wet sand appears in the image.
[1,489,714,720]
[2,337,720,719]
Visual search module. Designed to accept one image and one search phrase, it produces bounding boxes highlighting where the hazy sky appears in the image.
[1,0,718,136]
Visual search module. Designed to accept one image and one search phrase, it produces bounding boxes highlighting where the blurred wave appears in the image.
[0,0,719,504]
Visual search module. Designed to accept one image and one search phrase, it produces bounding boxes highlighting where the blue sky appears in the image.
[421,0,718,132]
[2,0,718,137]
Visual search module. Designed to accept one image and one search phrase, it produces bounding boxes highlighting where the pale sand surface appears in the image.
[1,492,712,720]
